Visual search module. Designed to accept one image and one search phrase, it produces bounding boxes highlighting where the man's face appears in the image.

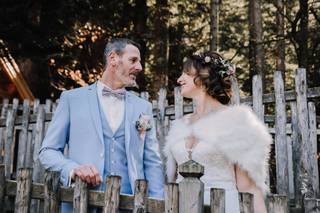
[115,44,142,88]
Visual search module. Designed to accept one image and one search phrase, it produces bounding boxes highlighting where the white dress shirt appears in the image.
[97,80,125,133]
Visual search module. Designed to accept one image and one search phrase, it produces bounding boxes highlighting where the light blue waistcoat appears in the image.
[98,101,132,194]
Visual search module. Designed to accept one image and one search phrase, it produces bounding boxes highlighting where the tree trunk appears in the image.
[275,0,285,79]
[248,0,266,91]
[133,0,148,91]
[210,0,220,52]
[298,0,308,69]
[153,0,169,94]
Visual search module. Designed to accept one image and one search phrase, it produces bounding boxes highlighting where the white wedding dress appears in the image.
[164,105,272,213]
[169,116,241,212]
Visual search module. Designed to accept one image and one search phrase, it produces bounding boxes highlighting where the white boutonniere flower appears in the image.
[135,114,152,142]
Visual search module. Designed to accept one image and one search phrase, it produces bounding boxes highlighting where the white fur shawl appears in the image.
[163,104,272,194]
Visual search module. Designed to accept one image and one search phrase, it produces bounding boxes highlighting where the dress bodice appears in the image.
[169,116,236,187]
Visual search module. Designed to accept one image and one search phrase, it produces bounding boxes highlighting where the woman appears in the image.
[164,52,271,213]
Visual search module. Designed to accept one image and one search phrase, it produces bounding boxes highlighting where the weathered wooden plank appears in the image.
[73,177,88,213]
[308,102,319,197]
[230,76,240,105]
[174,86,183,119]
[295,68,314,198]
[287,135,295,200]
[45,99,52,113]
[252,74,264,121]
[274,71,289,195]
[210,188,225,213]
[4,98,19,179]
[103,176,121,213]
[26,99,40,168]
[304,198,320,213]
[0,99,9,163]
[266,194,288,213]
[178,160,204,213]
[29,100,43,213]
[238,192,254,213]
[17,99,30,170]
[290,101,303,207]
[241,86,320,104]
[44,171,60,213]
[133,179,148,213]
[157,88,167,151]
[165,183,179,213]
[32,105,45,183]
[14,168,33,213]
[0,112,53,127]
[0,164,5,212]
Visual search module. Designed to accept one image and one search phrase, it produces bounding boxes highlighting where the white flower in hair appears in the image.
[204,56,211,63]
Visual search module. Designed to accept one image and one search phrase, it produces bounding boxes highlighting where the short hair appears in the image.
[103,38,140,67]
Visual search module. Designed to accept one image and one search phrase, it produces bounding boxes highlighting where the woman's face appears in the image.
[177,67,203,98]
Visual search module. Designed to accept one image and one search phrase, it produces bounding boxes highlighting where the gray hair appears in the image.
[103,38,140,67]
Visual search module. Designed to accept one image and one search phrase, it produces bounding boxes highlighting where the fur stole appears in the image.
[163,104,272,194]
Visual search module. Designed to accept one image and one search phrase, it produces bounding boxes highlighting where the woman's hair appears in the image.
[183,51,235,105]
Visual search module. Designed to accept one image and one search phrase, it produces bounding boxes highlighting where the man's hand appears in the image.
[72,164,102,186]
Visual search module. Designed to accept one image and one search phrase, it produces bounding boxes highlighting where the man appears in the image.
[39,38,164,212]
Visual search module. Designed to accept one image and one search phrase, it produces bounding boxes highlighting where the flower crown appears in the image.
[193,53,236,78]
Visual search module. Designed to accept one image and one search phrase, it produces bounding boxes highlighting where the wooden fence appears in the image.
[0,68,320,212]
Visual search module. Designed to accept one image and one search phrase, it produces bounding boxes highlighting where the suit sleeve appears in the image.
[143,103,165,198]
[39,91,79,186]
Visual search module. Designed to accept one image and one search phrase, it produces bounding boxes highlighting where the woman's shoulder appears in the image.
[163,115,190,156]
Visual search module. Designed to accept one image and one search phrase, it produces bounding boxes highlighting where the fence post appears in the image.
[44,170,60,213]
[4,98,19,179]
[178,160,204,213]
[210,188,225,213]
[304,198,320,212]
[238,192,254,213]
[266,194,288,213]
[133,179,148,213]
[274,70,289,196]
[103,176,121,213]
[174,86,183,119]
[14,168,33,213]
[230,76,240,105]
[17,99,30,170]
[308,102,319,197]
[0,99,9,163]
[73,176,88,213]
[0,164,5,212]
[290,101,303,207]
[165,183,179,213]
[295,68,314,198]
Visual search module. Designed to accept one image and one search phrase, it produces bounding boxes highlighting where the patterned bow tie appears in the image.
[102,86,126,100]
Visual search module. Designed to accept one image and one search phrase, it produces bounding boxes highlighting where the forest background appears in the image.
[0,0,319,103]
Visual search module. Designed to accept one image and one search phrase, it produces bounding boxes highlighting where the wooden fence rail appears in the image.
[0,69,320,212]
[0,164,296,213]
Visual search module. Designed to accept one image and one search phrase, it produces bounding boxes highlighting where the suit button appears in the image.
[100,153,104,158]
[111,148,114,152]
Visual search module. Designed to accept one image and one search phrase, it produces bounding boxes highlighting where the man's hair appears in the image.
[103,38,140,67]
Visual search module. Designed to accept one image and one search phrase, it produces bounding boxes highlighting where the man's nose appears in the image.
[136,62,142,72]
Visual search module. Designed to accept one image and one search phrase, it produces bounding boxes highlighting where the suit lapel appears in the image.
[125,91,134,154]
[125,91,138,192]
[87,82,104,144]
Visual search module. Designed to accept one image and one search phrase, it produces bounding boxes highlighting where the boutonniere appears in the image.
[135,114,152,142]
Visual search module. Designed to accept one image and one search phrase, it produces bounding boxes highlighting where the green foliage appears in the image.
[0,0,319,99]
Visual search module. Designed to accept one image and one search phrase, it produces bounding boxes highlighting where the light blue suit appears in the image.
[39,83,164,211]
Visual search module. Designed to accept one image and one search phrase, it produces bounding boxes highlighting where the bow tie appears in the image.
[102,87,126,100]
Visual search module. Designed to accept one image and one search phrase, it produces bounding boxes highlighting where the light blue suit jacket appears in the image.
[39,83,164,198]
